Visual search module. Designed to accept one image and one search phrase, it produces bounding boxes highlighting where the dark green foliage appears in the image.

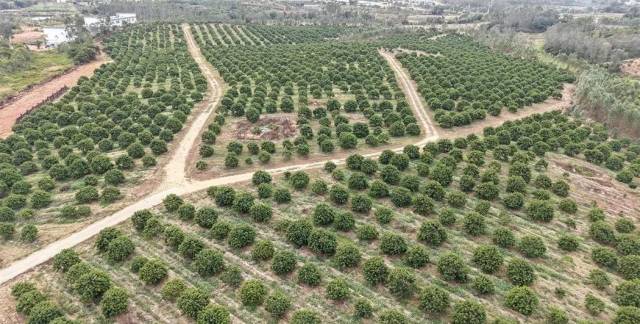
[504,286,539,316]
[437,253,468,282]
[239,279,267,307]
[100,287,129,317]
[451,300,487,324]
[507,258,536,286]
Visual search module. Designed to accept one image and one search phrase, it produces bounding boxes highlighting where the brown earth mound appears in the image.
[235,116,297,140]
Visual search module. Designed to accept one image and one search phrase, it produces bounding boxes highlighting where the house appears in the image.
[84,13,137,31]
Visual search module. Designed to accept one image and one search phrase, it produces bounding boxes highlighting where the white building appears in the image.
[84,13,137,30]
[43,27,74,47]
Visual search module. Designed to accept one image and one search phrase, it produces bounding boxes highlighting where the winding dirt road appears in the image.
[0,30,569,286]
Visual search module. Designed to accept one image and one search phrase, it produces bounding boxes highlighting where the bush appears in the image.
[617,235,640,256]
[379,232,407,255]
[518,235,547,258]
[195,207,217,228]
[504,286,538,316]
[463,212,486,236]
[197,305,230,324]
[273,187,291,203]
[76,269,112,302]
[451,300,486,324]
[289,171,310,190]
[620,255,640,280]
[239,279,267,307]
[329,185,349,205]
[177,204,195,221]
[472,245,503,274]
[387,267,416,299]
[419,285,449,314]
[507,258,536,286]
[418,221,447,246]
[404,245,429,268]
[614,306,640,323]
[472,275,495,295]
[585,293,605,315]
[100,287,129,317]
[492,228,516,248]
[271,250,297,275]
[590,221,617,245]
[547,307,569,324]
[476,182,499,200]
[375,207,393,224]
[251,240,274,261]
[130,256,148,273]
[351,194,373,214]
[379,309,407,324]
[131,210,153,232]
[220,265,243,288]
[439,209,456,226]
[557,234,579,251]
[20,224,38,242]
[526,200,554,222]
[552,180,570,197]
[326,278,349,301]
[27,301,63,324]
[16,290,45,314]
[76,186,99,203]
[179,236,205,259]
[592,246,619,269]
[297,263,322,286]
[163,194,183,212]
[232,192,255,214]
[227,224,256,249]
[354,298,373,319]
[333,243,361,269]
[437,253,468,282]
[291,309,321,324]
[265,290,291,319]
[193,249,225,277]
[177,288,209,319]
[363,256,389,285]
[209,222,231,241]
[313,203,335,226]
[589,269,611,290]
[161,279,187,301]
[53,249,80,273]
[390,187,412,207]
[213,186,235,207]
[106,236,135,262]
[616,218,636,233]
[252,171,272,185]
[11,281,37,299]
[308,228,337,255]
[139,259,168,285]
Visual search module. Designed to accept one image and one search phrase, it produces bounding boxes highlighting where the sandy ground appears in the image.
[620,58,640,78]
[0,50,111,139]
[10,27,44,45]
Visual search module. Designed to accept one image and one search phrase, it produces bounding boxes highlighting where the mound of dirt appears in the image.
[235,116,297,140]
[621,58,640,78]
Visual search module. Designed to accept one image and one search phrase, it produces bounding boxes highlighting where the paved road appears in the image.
[0,32,441,285]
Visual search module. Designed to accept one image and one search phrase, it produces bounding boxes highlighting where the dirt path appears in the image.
[0,33,575,287]
[0,51,110,139]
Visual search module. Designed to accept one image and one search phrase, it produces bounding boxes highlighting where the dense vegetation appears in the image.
[191,24,421,171]
[389,34,573,128]
[0,24,205,246]
[15,110,640,322]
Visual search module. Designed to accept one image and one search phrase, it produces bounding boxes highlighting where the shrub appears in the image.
[161,279,187,301]
[476,182,499,200]
[177,204,196,221]
[177,288,209,319]
[106,236,135,262]
[451,300,486,324]
[589,269,611,290]
[232,192,255,214]
[0,223,14,240]
[100,287,129,317]
[195,207,218,228]
[163,194,183,213]
[363,257,388,285]
[239,279,267,307]
[375,207,393,224]
[308,228,337,255]
[552,180,570,197]
[210,222,231,241]
[463,212,486,236]
[585,293,605,315]
[16,290,46,314]
[313,203,335,226]
[326,278,349,301]
[131,210,153,232]
[620,255,640,280]
[354,298,373,319]
[614,306,640,323]
[213,186,235,207]
[251,240,274,261]
[139,259,168,285]
[547,307,569,324]
[492,228,516,248]
[616,218,636,233]
[387,267,416,299]
[53,249,80,273]
[297,263,322,286]
[507,258,536,286]
[557,234,579,252]
[265,290,291,319]
[130,256,148,273]
[76,186,99,203]
[351,194,373,214]
[252,171,272,186]
[220,265,243,288]
[11,281,37,299]
[227,224,256,249]
[179,236,205,259]
[417,221,447,246]
[271,250,297,275]
[439,208,456,226]
[20,224,37,242]
[518,235,546,258]
[592,246,619,269]
[329,185,349,205]
[504,286,538,316]
[404,245,429,268]
[472,275,495,295]
[291,309,321,324]
[526,200,554,222]
[289,171,310,190]
[197,305,230,324]
[390,187,412,207]
[76,269,112,302]
[380,232,407,255]
[472,245,503,274]
[379,309,407,324]
[617,234,640,256]
[257,183,273,198]
[286,219,312,247]
[193,249,225,277]
[273,187,291,203]
[590,221,617,245]
[369,180,389,198]
[419,285,449,314]
[334,212,355,231]
[27,301,63,324]
[437,253,468,282]
[333,243,361,269]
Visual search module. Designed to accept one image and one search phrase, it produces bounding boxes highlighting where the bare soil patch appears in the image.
[10,28,44,44]
[620,58,640,78]
[235,115,297,140]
